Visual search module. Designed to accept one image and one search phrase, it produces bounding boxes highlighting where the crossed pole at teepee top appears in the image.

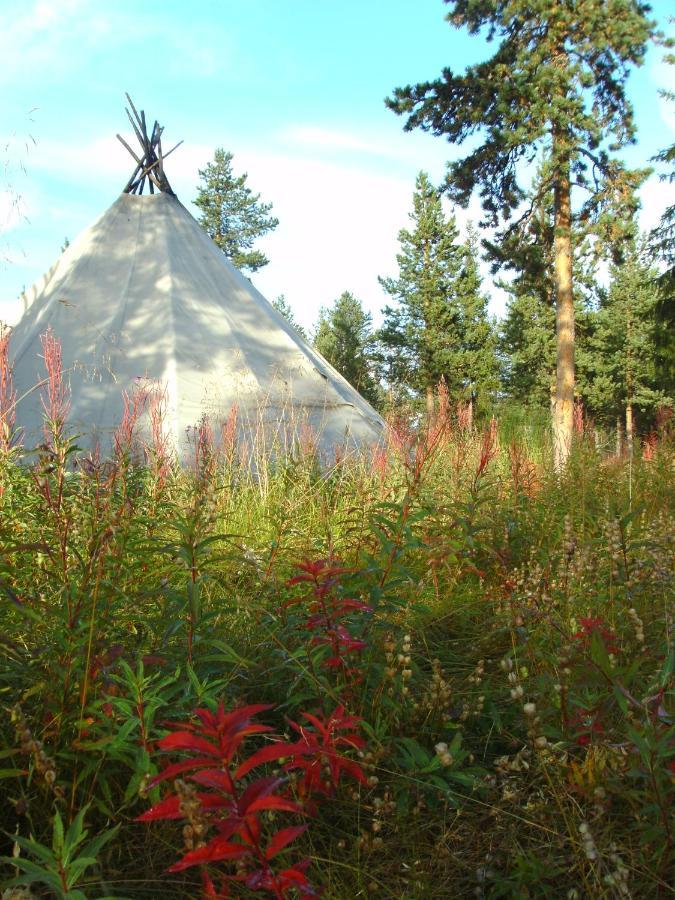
[117,93,183,196]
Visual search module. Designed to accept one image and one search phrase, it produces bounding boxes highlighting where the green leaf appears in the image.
[10,834,56,865]
[1,857,62,891]
[52,810,65,855]
[80,824,120,861]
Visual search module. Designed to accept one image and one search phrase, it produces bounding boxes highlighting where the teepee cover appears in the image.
[9,100,384,457]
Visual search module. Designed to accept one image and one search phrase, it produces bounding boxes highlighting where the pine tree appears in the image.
[453,224,499,417]
[377,171,463,416]
[387,0,655,468]
[584,242,667,451]
[650,44,675,286]
[495,165,599,412]
[500,290,557,409]
[313,292,380,406]
[271,295,307,339]
[649,45,675,394]
[194,149,279,274]
[494,165,558,408]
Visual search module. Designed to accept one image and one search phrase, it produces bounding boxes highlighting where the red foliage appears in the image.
[148,382,172,486]
[138,699,364,896]
[475,417,499,482]
[284,706,367,799]
[113,381,148,460]
[283,559,371,679]
[573,616,619,656]
[566,705,606,746]
[39,327,70,445]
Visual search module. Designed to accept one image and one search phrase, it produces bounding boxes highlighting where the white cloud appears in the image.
[639,176,675,233]
[222,149,488,329]
[281,126,395,158]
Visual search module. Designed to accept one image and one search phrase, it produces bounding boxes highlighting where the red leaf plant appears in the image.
[137,702,318,897]
[566,704,607,747]
[136,701,370,896]
[283,705,368,803]
[573,616,619,656]
[283,559,372,679]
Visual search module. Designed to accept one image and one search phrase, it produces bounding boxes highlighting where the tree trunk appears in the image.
[625,296,634,459]
[616,415,623,457]
[426,384,435,421]
[552,136,575,471]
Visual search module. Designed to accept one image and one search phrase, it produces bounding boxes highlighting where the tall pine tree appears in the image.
[195,149,279,274]
[377,171,463,416]
[387,0,655,468]
[495,163,599,412]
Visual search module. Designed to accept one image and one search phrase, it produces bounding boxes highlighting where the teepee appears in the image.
[9,98,384,459]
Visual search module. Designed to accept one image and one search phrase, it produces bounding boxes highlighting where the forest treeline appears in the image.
[197,155,673,446]
[193,2,674,459]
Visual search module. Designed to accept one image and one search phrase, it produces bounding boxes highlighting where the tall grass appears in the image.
[0,362,673,897]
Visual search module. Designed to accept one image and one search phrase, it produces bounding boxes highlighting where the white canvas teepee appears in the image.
[9,101,384,459]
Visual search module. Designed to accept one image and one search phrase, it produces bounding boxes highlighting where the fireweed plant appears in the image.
[0,327,673,897]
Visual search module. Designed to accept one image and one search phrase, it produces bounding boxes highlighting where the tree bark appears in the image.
[625,295,634,459]
[616,415,623,457]
[626,403,634,458]
[552,133,575,471]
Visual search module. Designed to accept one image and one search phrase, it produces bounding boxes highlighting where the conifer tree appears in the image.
[271,295,307,339]
[377,171,463,416]
[495,165,599,412]
[500,290,557,409]
[313,292,380,406]
[387,0,655,468]
[650,44,675,287]
[453,224,499,417]
[585,243,667,451]
[493,165,557,408]
[195,149,279,274]
[649,45,675,394]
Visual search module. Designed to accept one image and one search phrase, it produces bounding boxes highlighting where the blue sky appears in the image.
[1,0,673,329]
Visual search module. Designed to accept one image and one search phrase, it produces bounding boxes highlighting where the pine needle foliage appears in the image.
[195,149,279,274]
[386,0,658,466]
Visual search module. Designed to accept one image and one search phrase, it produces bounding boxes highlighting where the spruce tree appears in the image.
[271,295,307,339]
[453,224,499,417]
[650,44,675,286]
[387,0,656,468]
[377,171,463,416]
[585,242,667,450]
[500,290,557,409]
[313,292,380,406]
[649,45,675,394]
[194,149,279,274]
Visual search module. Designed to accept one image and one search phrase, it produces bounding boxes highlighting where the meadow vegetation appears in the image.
[0,356,673,899]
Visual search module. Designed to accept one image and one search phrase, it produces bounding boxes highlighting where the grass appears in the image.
[0,401,673,898]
